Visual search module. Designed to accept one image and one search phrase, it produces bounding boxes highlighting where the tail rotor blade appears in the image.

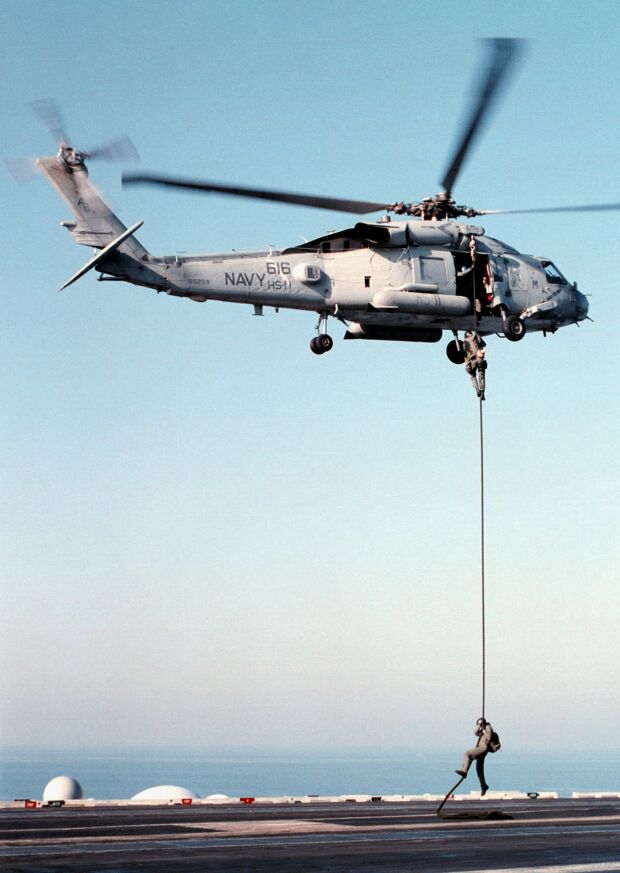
[3,156,39,184]
[85,136,140,163]
[28,98,70,147]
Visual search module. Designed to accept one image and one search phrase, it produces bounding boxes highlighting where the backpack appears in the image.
[488,729,501,753]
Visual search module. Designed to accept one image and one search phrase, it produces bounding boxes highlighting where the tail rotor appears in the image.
[4,98,139,184]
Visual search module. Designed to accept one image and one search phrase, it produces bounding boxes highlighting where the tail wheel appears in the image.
[503,316,526,342]
[446,339,466,364]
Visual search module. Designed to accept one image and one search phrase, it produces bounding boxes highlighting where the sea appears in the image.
[2,748,619,801]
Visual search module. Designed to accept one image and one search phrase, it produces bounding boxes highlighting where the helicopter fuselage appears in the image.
[100,218,589,344]
[38,154,589,352]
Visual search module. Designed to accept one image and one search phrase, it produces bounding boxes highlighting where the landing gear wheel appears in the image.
[311,334,333,355]
[318,334,333,353]
[503,315,526,342]
[446,339,466,364]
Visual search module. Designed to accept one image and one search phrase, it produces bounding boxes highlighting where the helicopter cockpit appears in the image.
[540,260,568,284]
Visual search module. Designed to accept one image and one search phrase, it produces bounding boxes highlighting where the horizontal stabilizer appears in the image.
[60,220,143,290]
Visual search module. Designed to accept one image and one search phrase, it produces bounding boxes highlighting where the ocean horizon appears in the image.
[2,746,619,802]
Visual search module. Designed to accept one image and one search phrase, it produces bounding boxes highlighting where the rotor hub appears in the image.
[58,144,87,169]
[387,193,479,221]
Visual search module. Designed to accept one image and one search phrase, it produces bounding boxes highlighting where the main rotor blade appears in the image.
[28,98,70,147]
[440,38,523,197]
[123,172,388,214]
[477,202,620,215]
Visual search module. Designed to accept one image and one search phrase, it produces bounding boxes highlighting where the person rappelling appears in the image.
[463,331,487,399]
[455,717,500,796]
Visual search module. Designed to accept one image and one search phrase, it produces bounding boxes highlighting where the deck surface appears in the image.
[2,798,620,871]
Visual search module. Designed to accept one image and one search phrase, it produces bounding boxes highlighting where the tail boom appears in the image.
[37,154,148,261]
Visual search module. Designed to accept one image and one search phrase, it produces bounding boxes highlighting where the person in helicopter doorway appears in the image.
[463,331,487,400]
[455,717,493,796]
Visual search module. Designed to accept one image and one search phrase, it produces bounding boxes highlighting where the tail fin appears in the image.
[37,154,149,261]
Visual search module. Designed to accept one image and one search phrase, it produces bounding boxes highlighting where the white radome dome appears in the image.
[131,785,198,801]
[42,776,83,802]
[204,793,230,802]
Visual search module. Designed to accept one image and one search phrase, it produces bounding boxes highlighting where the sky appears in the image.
[0,0,619,754]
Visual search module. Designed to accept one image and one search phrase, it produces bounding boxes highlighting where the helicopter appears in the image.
[31,39,618,362]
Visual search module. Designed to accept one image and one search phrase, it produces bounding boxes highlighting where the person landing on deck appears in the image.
[456,717,493,796]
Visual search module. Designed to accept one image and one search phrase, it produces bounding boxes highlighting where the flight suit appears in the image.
[459,722,492,792]
[463,332,487,398]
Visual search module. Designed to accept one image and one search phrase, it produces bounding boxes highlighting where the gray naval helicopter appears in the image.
[34,40,617,362]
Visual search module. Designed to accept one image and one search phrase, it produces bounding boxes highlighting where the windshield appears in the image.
[541,260,568,285]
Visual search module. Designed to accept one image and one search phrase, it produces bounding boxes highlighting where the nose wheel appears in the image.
[310,313,334,355]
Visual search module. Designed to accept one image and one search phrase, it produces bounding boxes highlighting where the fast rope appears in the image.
[436,237,489,818]
[479,394,486,720]
[470,232,486,720]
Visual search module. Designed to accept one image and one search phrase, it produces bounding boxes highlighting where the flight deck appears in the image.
[2,797,619,872]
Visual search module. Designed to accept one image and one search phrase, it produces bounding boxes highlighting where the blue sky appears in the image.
[1,0,618,752]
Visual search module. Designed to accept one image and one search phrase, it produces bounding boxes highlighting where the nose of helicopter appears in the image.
[575,289,589,320]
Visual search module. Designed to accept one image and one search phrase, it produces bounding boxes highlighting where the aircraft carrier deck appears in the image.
[2,796,620,871]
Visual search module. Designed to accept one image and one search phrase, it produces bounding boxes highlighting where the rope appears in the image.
[436,773,466,815]
[438,239,488,816]
[479,396,486,719]
[469,232,486,719]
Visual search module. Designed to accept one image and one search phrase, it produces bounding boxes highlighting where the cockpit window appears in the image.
[541,261,567,285]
